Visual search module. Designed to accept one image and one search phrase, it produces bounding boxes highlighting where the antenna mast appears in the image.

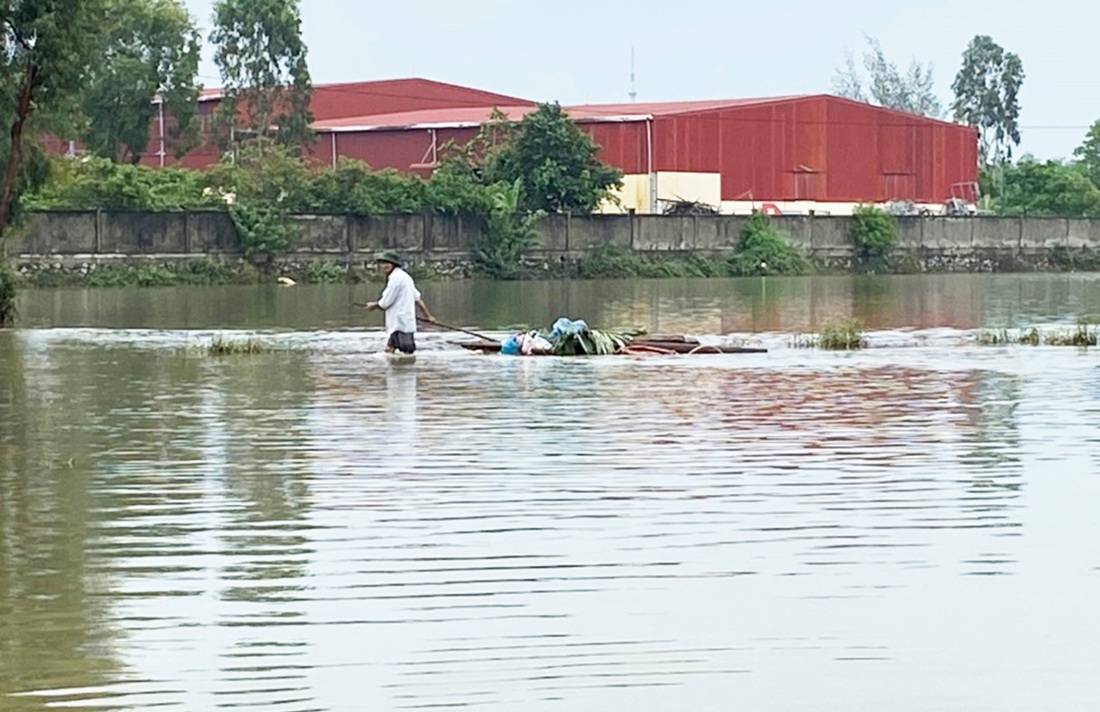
[629,47,637,102]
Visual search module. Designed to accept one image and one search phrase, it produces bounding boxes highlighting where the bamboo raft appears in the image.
[453,335,767,356]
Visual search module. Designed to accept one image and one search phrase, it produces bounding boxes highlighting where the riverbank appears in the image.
[5,211,1100,287]
[8,245,1100,289]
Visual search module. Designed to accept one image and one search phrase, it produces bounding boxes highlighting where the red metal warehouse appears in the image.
[141,79,979,216]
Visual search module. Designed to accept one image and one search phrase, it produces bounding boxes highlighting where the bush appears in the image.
[301,261,345,284]
[473,180,542,278]
[0,264,17,326]
[24,156,215,211]
[851,205,897,273]
[819,319,867,350]
[229,203,297,256]
[729,212,811,276]
[306,159,429,214]
[579,245,728,279]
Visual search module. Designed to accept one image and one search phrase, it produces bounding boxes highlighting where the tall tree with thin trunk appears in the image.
[2,0,109,324]
[209,0,314,153]
[951,35,1024,165]
[832,35,944,118]
[83,0,202,164]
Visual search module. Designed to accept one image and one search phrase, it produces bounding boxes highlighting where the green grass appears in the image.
[25,259,253,288]
[206,335,272,355]
[301,261,346,284]
[579,245,729,279]
[788,319,867,350]
[819,319,867,350]
[976,320,1098,347]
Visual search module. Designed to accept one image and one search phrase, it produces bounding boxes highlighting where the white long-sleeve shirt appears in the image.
[377,267,421,334]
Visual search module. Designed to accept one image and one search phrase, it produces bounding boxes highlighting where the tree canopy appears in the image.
[833,35,944,118]
[478,103,623,215]
[1,0,109,241]
[1074,119,1100,189]
[209,0,313,151]
[83,0,202,164]
[951,35,1024,165]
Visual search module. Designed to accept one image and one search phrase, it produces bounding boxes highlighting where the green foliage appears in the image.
[206,143,311,209]
[305,159,428,214]
[24,259,255,288]
[579,245,729,279]
[850,205,898,272]
[549,328,640,356]
[0,264,16,326]
[206,145,309,255]
[85,259,240,287]
[991,157,1100,217]
[301,261,345,284]
[952,35,1024,165]
[229,203,295,256]
[583,246,721,279]
[83,0,201,163]
[1074,119,1100,189]
[977,323,1098,347]
[0,139,50,227]
[1,0,110,240]
[24,156,215,210]
[482,103,623,214]
[424,160,495,215]
[819,319,867,350]
[473,179,542,278]
[729,212,811,276]
[207,335,270,355]
[833,34,943,117]
[210,0,313,151]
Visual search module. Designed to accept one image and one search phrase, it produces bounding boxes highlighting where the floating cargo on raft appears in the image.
[453,335,767,356]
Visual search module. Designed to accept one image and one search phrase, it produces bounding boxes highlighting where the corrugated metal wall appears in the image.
[646,97,977,204]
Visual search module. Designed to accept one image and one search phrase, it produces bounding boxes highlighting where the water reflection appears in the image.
[14,273,1100,334]
[0,335,121,711]
[3,275,1100,711]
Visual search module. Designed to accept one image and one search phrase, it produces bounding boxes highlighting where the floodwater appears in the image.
[2,274,1100,712]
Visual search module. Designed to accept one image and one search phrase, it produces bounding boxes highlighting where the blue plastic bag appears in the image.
[550,317,588,339]
[501,335,521,355]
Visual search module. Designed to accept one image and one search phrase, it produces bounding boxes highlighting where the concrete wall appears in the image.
[7,210,1100,263]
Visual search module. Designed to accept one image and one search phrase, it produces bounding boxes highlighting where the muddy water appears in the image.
[2,274,1100,712]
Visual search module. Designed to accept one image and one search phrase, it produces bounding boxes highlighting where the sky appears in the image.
[181,0,1099,160]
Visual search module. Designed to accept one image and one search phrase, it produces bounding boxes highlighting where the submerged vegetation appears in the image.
[205,335,273,355]
[791,319,868,350]
[976,319,1099,346]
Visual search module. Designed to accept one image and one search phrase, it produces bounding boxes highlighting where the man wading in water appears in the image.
[364,251,436,354]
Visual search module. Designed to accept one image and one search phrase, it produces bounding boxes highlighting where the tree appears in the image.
[209,0,314,152]
[951,35,1024,165]
[994,157,1100,217]
[832,35,944,118]
[482,103,623,214]
[1,0,108,241]
[83,0,202,164]
[2,0,111,324]
[1074,119,1100,189]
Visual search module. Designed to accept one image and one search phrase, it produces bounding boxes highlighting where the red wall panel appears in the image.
[642,97,977,204]
[584,122,648,175]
